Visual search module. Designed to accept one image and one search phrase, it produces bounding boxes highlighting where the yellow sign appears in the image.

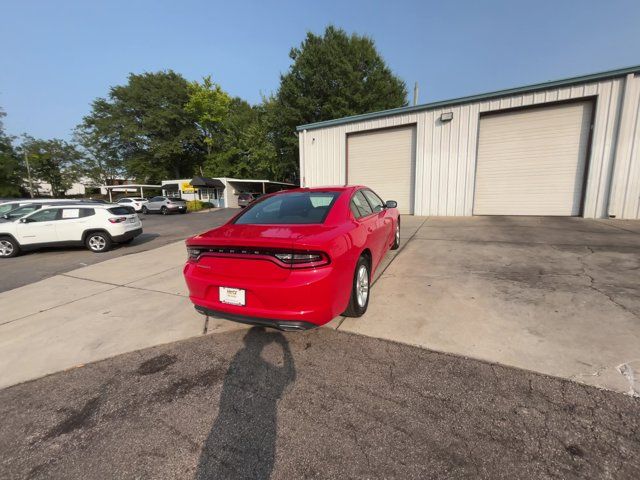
[181,181,195,193]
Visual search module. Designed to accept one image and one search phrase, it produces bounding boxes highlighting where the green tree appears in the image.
[271,25,408,180]
[19,137,83,196]
[0,108,25,197]
[185,76,231,156]
[203,98,278,179]
[74,125,125,187]
[80,71,202,182]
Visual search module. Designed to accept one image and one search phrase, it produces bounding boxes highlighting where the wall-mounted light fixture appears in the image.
[440,112,453,122]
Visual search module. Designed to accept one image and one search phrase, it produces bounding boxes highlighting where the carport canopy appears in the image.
[102,184,162,202]
[190,176,226,189]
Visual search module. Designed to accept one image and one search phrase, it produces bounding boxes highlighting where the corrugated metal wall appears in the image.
[299,74,640,219]
[609,74,640,219]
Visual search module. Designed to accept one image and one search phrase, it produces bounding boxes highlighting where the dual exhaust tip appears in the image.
[276,323,307,332]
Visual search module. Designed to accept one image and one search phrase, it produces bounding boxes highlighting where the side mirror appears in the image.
[1,214,8,219]
[19,218,28,223]
[385,200,398,209]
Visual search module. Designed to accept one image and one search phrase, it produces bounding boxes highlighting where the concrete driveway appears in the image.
[340,216,640,395]
[1,213,639,396]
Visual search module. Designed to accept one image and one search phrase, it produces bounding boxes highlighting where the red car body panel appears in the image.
[183,186,399,330]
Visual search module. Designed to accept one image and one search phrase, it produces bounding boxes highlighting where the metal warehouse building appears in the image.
[297,65,640,218]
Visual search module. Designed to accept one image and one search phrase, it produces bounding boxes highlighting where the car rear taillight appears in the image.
[274,252,329,268]
[108,217,127,223]
[187,247,203,260]
[186,246,330,268]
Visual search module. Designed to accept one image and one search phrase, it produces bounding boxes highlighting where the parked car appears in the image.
[183,186,400,331]
[237,193,257,208]
[0,199,85,220]
[0,204,142,258]
[142,196,187,215]
[116,197,148,212]
[0,201,88,222]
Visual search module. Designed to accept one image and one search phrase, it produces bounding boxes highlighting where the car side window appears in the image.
[26,208,59,222]
[80,208,95,217]
[118,198,131,203]
[60,208,82,220]
[351,191,374,219]
[362,190,385,213]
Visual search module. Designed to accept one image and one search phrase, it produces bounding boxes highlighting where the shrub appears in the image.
[186,200,214,212]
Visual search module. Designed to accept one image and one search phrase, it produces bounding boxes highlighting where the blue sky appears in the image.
[1,0,639,140]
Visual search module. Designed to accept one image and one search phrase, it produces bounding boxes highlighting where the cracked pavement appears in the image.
[338,216,640,394]
[1,327,639,479]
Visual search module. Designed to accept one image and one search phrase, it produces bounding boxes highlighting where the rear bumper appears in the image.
[167,204,187,212]
[183,260,344,327]
[112,227,142,242]
[193,305,317,331]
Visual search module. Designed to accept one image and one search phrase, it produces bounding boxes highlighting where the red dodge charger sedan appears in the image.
[183,186,400,331]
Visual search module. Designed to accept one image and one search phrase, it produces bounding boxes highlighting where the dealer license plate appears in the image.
[219,287,245,306]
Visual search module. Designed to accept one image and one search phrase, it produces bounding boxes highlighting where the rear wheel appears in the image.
[86,232,112,253]
[391,218,400,250]
[343,255,370,317]
[0,237,19,258]
[161,206,168,215]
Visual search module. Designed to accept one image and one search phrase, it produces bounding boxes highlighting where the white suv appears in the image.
[0,204,143,258]
[116,197,148,212]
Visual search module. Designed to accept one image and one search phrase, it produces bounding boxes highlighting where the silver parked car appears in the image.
[142,196,188,215]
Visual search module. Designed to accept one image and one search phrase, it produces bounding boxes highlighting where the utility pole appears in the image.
[413,81,419,106]
[23,150,35,198]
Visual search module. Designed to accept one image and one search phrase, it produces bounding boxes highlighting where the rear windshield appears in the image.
[108,206,134,215]
[234,192,340,225]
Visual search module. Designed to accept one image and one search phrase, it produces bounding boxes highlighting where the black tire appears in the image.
[161,206,168,215]
[142,206,148,214]
[391,218,400,250]
[342,255,370,317]
[85,232,112,253]
[0,236,20,258]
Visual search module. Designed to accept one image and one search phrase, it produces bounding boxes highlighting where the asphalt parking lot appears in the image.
[0,208,237,293]
[1,327,639,480]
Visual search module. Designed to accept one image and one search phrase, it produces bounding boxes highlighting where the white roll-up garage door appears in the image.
[473,101,593,216]
[347,125,416,214]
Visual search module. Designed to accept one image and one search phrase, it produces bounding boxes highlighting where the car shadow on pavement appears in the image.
[195,327,296,480]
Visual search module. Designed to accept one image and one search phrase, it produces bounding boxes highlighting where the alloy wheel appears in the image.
[356,264,369,308]
[0,239,14,257]
[89,235,106,251]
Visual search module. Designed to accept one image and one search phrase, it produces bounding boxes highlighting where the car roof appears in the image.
[271,186,358,194]
[35,202,119,209]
